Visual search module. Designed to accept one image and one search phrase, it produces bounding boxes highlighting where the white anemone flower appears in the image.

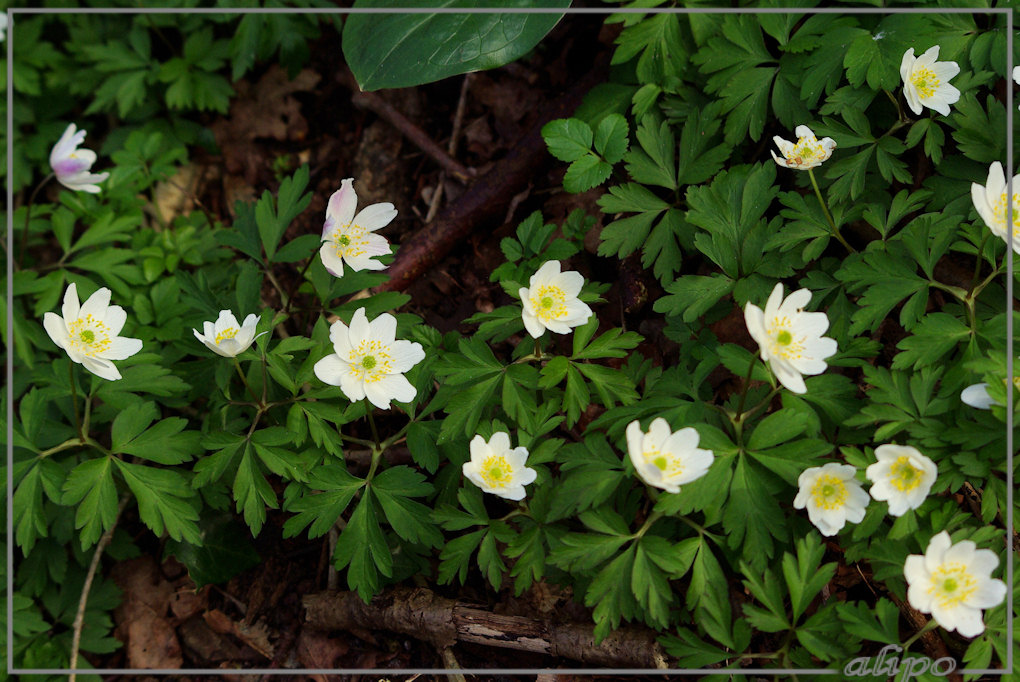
[626,418,714,494]
[193,310,265,358]
[319,178,394,277]
[1014,66,1020,111]
[462,432,536,501]
[770,125,836,170]
[971,161,1020,256]
[961,372,1020,410]
[793,463,869,537]
[900,46,961,116]
[313,307,424,410]
[0,14,7,43]
[49,123,110,193]
[865,444,937,517]
[43,283,142,381]
[744,283,838,394]
[904,531,1006,638]
[519,261,593,339]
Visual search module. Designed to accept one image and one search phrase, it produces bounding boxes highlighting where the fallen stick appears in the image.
[303,586,668,669]
[375,55,609,294]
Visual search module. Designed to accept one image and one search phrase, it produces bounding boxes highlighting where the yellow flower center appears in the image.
[911,66,940,99]
[480,455,511,489]
[332,223,368,259]
[766,317,804,360]
[531,284,567,322]
[347,339,393,383]
[787,135,827,167]
[215,327,238,345]
[928,563,977,609]
[810,474,848,510]
[991,192,1020,241]
[67,315,111,357]
[644,447,683,479]
[889,456,922,492]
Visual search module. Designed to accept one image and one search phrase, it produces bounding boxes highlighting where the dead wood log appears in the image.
[374,55,610,294]
[303,586,668,669]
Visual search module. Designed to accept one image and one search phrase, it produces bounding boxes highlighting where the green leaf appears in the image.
[283,463,365,539]
[333,490,392,601]
[62,458,118,550]
[438,529,486,585]
[837,598,902,643]
[255,165,311,261]
[372,466,442,547]
[593,113,629,164]
[115,417,199,466]
[654,274,734,323]
[114,460,201,544]
[624,116,677,190]
[572,326,642,361]
[782,534,836,622]
[563,154,612,193]
[233,443,277,535]
[343,1,570,91]
[892,312,970,370]
[542,118,593,163]
[164,512,261,588]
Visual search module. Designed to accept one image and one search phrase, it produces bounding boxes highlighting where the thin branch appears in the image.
[69,495,130,681]
[350,90,475,183]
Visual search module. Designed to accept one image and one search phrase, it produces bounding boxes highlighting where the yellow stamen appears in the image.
[532,285,567,322]
[215,327,238,345]
[480,455,511,489]
[911,66,940,99]
[810,474,848,510]
[928,563,977,609]
[889,456,922,492]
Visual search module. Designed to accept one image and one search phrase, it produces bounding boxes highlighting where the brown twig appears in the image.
[375,55,609,294]
[303,586,667,668]
[350,90,475,183]
[69,495,130,682]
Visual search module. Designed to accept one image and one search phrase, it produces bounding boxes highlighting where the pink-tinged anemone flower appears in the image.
[319,178,395,277]
[49,123,109,193]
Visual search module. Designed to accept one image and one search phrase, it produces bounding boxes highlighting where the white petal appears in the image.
[43,312,69,350]
[900,48,916,85]
[646,418,672,451]
[522,310,545,339]
[763,282,785,319]
[101,336,142,361]
[324,179,357,238]
[488,431,511,455]
[314,354,348,386]
[967,577,1006,609]
[529,261,561,288]
[554,270,585,299]
[344,254,388,271]
[365,373,416,408]
[516,466,537,487]
[389,340,425,373]
[320,243,345,278]
[62,283,81,323]
[772,360,806,394]
[348,308,370,346]
[469,435,489,463]
[369,313,398,345]
[79,287,112,321]
[354,202,397,231]
[81,355,121,381]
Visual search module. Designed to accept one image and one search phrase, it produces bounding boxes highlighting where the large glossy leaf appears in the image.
[343,0,571,91]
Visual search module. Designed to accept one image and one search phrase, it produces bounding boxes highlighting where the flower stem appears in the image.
[534,338,542,361]
[18,173,54,265]
[366,405,381,451]
[282,254,318,316]
[69,495,130,682]
[232,357,261,405]
[808,168,856,254]
[970,230,993,292]
[632,511,664,540]
[883,88,906,122]
[901,618,940,653]
[68,361,84,441]
[733,354,758,421]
